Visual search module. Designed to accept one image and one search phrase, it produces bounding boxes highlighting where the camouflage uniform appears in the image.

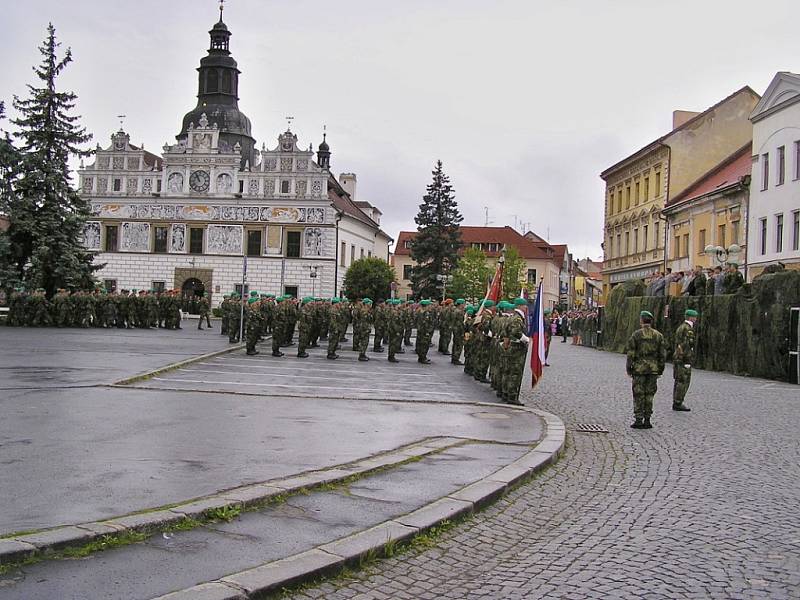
[197,295,211,329]
[437,303,453,354]
[625,325,667,427]
[351,301,373,360]
[402,303,414,346]
[372,302,386,352]
[501,309,529,404]
[296,300,314,357]
[450,305,466,365]
[386,302,404,362]
[271,299,289,356]
[326,302,348,359]
[228,297,243,343]
[722,268,744,294]
[672,320,695,409]
[414,303,437,363]
[245,301,262,355]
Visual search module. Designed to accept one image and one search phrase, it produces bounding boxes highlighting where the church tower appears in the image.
[176,4,256,168]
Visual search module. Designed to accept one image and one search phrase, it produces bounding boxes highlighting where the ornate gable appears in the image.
[751,72,800,122]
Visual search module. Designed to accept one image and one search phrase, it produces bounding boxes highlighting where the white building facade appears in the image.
[748,72,800,279]
[78,11,389,306]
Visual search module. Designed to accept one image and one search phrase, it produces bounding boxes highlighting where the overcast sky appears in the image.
[3,0,798,259]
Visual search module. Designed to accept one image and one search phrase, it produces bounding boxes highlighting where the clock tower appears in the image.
[176,7,256,169]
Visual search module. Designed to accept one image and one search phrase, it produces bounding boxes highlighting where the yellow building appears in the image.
[662,144,751,279]
[600,87,760,296]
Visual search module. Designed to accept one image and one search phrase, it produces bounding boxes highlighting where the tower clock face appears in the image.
[189,170,210,192]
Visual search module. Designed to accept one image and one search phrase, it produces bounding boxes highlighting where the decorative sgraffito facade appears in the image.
[78,11,389,306]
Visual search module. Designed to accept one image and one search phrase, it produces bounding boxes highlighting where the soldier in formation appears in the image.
[625,310,667,429]
[672,308,697,412]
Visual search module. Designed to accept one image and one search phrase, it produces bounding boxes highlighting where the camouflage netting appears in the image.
[601,270,800,381]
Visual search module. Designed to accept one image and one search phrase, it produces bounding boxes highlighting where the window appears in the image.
[674,234,681,259]
[616,234,621,257]
[286,231,301,258]
[777,146,786,185]
[113,178,122,192]
[624,231,630,255]
[103,279,117,293]
[794,141,800,180]
[698,229,706,254]
[717,224,726,249]
[617,191,622,213]
[759,218,767,255]
[654,222,660,248]
[403,265,413,280]
[340,241,346,266]
[633,228,639,253]
[360,248,365,259]
[762,153,769,190]
[405,240,413,249]
[608,192,615,214]
[281,180,290,194]
[151,281,165,293]
[104,225,118,252]
[730,221,740,245]
[350,244,355,264]
[683,234,690,257]
[625,187,631,210]
[635,182,640,205]
[776,214,784,253]
[156,179,162,193]
[607,236,613,259]
[655,171,661,196]
[284,286,298,299]
[189,227,204,254]
[154,226,168,253]
[644,177,649,201]
[643,225,649,251]
[527,269,537,284]
[246,229,262,257]
[792,211,800,251]
[238,180,244,194]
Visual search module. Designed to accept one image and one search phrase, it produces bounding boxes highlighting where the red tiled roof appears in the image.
[127,143,163,170]
[667,143,752,207]
[394,226,553,260]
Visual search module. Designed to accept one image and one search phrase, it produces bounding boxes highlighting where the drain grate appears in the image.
[573,423,609,433]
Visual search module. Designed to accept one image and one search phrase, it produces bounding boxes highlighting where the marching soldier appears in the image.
[386,299,405,363]
[197,292,212,330]
[625,310,667,429]
[501,298,530,405]
[414,299,436,364]
[296,297,314,358]
[672,308,697,412]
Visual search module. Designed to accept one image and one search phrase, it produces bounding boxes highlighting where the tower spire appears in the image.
[219,0,225,22]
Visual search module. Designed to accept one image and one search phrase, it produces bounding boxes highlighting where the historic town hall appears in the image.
[78,7,390,306]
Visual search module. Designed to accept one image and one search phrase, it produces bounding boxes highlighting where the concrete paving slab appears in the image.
[170,496,243,519]
[220,549,344,595]
[153,582,246,600]
[105,509,186,533]
[484,463,533,486]
[318,521,417,562]
[220,485,286,507]
[0,539,36,565]
[448,479,508,507]
[16,525,94,552]
[395,497,474,530]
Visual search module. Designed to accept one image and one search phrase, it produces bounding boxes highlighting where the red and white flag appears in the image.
[528,281,545,388]
[475,261,504,318]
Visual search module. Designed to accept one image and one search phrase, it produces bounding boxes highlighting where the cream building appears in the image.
[601,87,760,295]
[748,72,800,279]
[78,11,389,306]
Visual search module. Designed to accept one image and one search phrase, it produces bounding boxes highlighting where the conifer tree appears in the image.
[3,24,97,296]
[410,160,463,299]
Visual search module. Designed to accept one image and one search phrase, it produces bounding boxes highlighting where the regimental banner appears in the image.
[91,203,331,225]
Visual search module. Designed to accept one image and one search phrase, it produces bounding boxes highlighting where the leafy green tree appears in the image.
[343,257,395,302]
[450,247,491,302]
[501,246,526,300]
[2,24,97,296]
[410,160,463,299]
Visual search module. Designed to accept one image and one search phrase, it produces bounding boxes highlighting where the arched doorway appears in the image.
[181,278,205,314]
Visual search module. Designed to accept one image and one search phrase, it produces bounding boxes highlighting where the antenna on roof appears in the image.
[484,206,493,227]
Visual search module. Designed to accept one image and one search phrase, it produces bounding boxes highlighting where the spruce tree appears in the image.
[410,160,463,299]
[5,24,97,296]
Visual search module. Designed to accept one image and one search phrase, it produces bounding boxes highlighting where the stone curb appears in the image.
[112,342,247,386]
[0,435,465,566]
[148,407,565,600]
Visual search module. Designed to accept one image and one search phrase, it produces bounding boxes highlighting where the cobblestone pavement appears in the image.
[290,342,800,600]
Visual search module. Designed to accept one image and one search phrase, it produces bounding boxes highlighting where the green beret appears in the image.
[420,299,432,306]
[513,297,527,306]
[248,297,258,304]
[302,297,312,304]
[455,298,465,305]
[640,310,654,319]
[266,293,276,298]
[331,297,340,304]
[466,306,477,315]
[364,298,373,305]
[482,299,495,308]
[685,309,699,317]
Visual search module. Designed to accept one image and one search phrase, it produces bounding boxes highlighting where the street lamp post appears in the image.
[704,243,742,266]
[436,273,453,301]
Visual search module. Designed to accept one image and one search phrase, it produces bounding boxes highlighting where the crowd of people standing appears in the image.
[645,263,745,297]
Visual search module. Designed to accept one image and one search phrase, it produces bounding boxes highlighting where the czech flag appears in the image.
[528,281,545,388]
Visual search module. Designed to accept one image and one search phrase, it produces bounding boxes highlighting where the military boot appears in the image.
[642,417,653,429]
[297,352,309,358]
[358,354,369,362]
[631,418,645,429]
[672,404,691,412]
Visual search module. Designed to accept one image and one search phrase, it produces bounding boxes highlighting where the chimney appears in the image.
[339,172,357,199]
[672,110,701,129]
